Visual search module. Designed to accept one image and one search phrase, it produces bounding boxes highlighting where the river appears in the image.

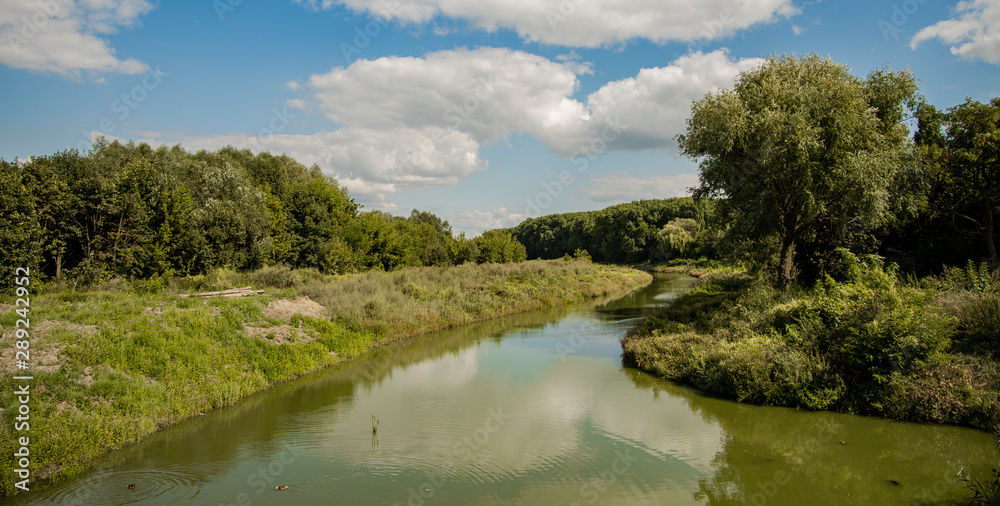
[12,274,996,505]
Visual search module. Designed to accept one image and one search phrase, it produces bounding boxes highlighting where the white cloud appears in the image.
[0,0,153,79]
[132,125,487,199]
[285,98,309,110]
[371,194,399,212]
[296,0,798,47]
[577,50,763,154]
[305,47,587,146]
[911,0,1000,64]
[301,47,759,157]
[584,171,698,202]
[122,48,756,207]
[444,207,528,235]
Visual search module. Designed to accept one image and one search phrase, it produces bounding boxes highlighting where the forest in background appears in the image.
[0,140,526,289]
[509,198,715,264]
[514,99,996,284]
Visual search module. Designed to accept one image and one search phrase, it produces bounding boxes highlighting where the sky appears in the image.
[1,0,998,235]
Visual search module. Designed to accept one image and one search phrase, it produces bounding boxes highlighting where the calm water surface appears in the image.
[12,274,996,505]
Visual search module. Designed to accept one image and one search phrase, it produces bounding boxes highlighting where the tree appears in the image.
[407,210,454,266]
[679,54,918,287]
[284,168,358,270]
[473,230,527,264]
[0,161,42,288]
[18,154,73,279]
[450,232,479,264]
[941,98,1000,268]
[657,218,699,259]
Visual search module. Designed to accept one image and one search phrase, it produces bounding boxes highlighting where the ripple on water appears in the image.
[28,469,203,505]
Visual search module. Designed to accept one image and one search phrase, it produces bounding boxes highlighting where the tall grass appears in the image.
[301,260,649,340]
[0,260,649,497]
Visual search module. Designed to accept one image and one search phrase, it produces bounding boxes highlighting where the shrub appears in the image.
[624,250,982,425]
[955,294,1000,357]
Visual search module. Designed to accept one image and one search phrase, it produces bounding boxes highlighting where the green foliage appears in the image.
[941,98,1000,267]
[657,218,700,260]
[301,260,649,338]
[966,260,998,294]
[623,252,999,430]
[679,54,919,286]
[954,294,1000,357]
[802,251,952,398]
[130,277,163,295]
[450,232,479,265]
[511,197,715,263]
[6,140,499,285]
[887,98,1000,274]
[0,161,42,288]
[472,230,527,264]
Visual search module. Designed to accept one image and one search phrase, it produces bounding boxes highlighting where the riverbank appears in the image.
[622,253,1000,434]
[0,260,650,496]
[633,258,746,279]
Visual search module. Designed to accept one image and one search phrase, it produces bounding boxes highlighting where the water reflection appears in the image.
[9,274,995,506]
[623,368,996,505]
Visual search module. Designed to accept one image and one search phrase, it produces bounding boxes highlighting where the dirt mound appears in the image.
[262,296,327,321]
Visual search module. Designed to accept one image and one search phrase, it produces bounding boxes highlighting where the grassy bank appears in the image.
[643,258,747,278]
[0,260,650,496]
[623,252,1000,433]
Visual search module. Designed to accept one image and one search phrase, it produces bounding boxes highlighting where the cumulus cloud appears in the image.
[305,47,587,146]
[579,50,763,154]
[0,0,153,79]
[301,47,759,157]
[584,171,699,202]
[131,125,487,198]
[295,0,798,47]
[443,207,529,236]
[911,0,1000,64]
[125,48,756,206]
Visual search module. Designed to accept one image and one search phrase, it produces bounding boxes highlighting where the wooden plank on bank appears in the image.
[182,287,264,298]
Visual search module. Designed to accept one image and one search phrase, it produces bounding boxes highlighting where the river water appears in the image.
[13,274,996,505]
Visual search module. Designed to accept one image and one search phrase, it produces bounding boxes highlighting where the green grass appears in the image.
[0,259,650,497]
[648,257,749,278]
[623,252,1000,432]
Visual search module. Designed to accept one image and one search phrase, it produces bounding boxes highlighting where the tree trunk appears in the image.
[777,228,796,288]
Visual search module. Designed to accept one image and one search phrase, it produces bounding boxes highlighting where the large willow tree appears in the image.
[679,54,918,286]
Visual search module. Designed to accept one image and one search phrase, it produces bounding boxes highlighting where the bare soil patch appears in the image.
[262,296,326,321]
[0,320,98,373]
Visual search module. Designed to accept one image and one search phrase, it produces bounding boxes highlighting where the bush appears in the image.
[130,277,163,295]
[623,250,990,427]
[955,294,1000,357]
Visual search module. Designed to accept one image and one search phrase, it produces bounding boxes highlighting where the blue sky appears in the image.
[1,0,998,234]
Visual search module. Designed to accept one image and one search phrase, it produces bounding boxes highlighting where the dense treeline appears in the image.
[511,105,997,282]
[0,140,526,287]
[509,198,715,263]
[878,97,1000,274]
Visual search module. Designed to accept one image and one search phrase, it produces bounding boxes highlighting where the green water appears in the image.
[13,274,996,505]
